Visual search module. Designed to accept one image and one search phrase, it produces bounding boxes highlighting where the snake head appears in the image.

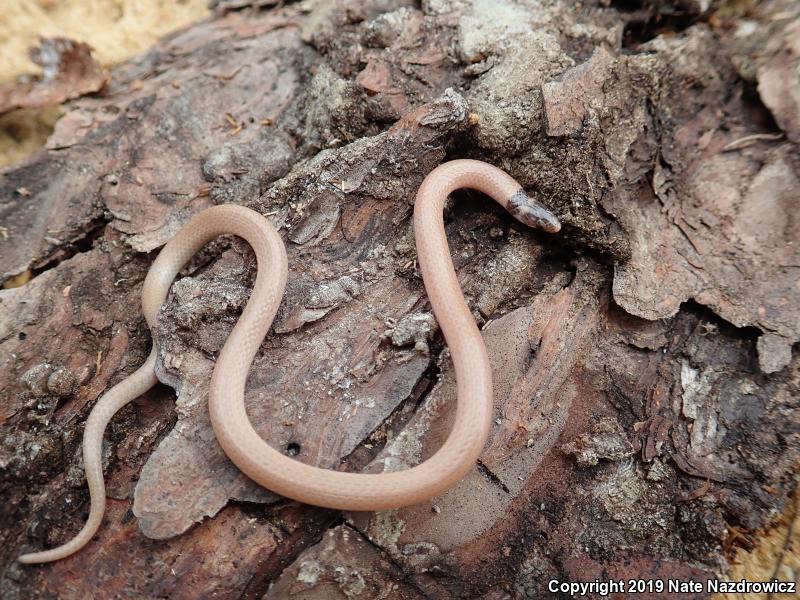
[507,190,561,233]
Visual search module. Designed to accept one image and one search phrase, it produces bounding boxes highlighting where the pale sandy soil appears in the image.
[715,488,799,600]
[0,0,209,165]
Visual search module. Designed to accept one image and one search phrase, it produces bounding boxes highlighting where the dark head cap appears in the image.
[507,190,561,233]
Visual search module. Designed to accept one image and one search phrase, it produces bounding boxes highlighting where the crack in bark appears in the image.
[352,524,439,600]
[477,459,511,494]
[23,215,109,285]
[339,356,439,472]
[242,506,343,600]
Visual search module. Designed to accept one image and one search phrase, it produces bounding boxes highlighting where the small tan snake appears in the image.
[18,159,560,563]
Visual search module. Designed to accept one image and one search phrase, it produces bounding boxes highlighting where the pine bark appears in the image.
[1,1,798,598]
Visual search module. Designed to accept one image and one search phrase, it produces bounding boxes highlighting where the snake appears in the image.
[18,159,560,563]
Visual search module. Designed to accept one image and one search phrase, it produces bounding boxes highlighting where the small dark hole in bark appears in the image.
[286,442,301,456]
[18,331,26,340]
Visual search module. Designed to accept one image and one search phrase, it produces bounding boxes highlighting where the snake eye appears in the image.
[507,190,561,233]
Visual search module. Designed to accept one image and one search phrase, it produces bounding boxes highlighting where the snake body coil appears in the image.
[18,160,560,564]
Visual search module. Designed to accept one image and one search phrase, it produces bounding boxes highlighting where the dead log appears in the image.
[1,1,798,598]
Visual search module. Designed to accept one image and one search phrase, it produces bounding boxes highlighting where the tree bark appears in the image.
[1,1,798,598]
